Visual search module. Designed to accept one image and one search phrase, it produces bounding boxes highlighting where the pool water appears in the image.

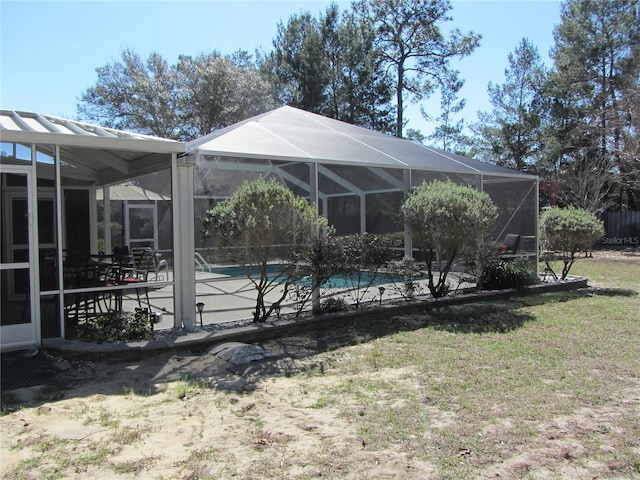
[211,265,403,289]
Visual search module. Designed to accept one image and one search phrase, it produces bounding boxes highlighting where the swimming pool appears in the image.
[210,265,403,289]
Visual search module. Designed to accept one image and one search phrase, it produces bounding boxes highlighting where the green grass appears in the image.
[172,376,208,400]
[311,255,640,478]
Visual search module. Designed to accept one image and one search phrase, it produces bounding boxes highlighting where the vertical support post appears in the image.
[360,194,366,234]
[172,152,196,330]
[89,185,98,252]
[309,163,320,312]
[535,177,540,271]
[309,162,319,210]
[403,169,412,259]
[55,145,66,339]
[103,186,111,254]
[123,201,130,247]
[30,144,42,345]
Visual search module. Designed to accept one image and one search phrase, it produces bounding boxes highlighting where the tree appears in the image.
[78,49,278,140]
[264,4,395,132]
[324,7,396,131]
[539,206,605,280]
[470,38,547,170]
[78,49,181,139]
[401,180,497,298]
[290,234,345,315]
[176,50,278,139]
[425,69,469,153]
[291,232,397,313]
[201,177,327,323]
[542,0,640,211]
[267,10,329,112]
[354,0,480,138]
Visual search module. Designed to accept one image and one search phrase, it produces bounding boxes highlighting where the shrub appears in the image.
[386,256,425,299]
[477,259,539,291]
[315,297,349,314]
[401,180,498,298]
[338,233,398,309]
[79,309,153,343]
[539,206,605,280]
[201,177,329,322]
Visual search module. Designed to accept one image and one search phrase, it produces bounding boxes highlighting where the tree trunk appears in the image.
[396,62,404,138]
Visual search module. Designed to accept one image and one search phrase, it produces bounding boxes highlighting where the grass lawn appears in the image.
[2,251,639,479]
[316,253,640,478]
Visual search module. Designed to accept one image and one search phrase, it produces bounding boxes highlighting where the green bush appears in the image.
[201,177,329,323]
[477,259,539,291]
[539,206,605,279]
[79,309,153,343]
[401,180,498,298]
[315,297,349,314]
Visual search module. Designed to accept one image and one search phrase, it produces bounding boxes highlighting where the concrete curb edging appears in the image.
[42,277,589,362]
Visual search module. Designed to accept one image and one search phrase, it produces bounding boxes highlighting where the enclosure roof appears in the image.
[188,106,534,178]
[95,184,171,201]
[1,110,185,186]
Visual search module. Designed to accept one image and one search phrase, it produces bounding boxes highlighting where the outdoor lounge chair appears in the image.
[499,234,520,255]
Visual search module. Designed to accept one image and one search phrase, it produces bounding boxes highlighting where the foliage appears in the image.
[201,177,328,322]
[540,0,640,211]
[79,309,153,343]
[424,70,470,153]
[333,233,398,309]
[78,49,181,139]
[289,235,344,315]
[477,258,539,291]
[539,206,605,280]
[289,232,398,313]
[263,4,395,132]
[354,0,480,138]
[470,38,547,171]
[386,256,425,299]
[316,297,350,314]
[175,51,278,139]
[78,49,277,141]
[267,10,328,112]
[401,180,498,298]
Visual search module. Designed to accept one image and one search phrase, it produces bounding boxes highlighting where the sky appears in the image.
[0,0,562,137]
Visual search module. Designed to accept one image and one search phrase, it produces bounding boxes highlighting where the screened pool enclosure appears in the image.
[187,107,538,323]
[1,106,537,348]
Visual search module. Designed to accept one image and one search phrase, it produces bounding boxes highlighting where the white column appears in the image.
[89,185,98,252]
[403,169,412,258]
[103,186,111,254]
[535,177,540,269]
[55,145,65,338]
[309,163,320,311]
[172,152,197,330]
[309,162,319,209]
[360,194,366,233]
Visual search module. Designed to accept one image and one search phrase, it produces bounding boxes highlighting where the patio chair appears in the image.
[498,234,520,255]
[62,253,103,338]
[119,248,153,311]
[151,251,169,281]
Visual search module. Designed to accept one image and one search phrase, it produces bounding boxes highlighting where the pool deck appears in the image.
[42,276,588,362]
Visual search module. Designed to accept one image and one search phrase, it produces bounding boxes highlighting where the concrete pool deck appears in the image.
[42,276,588,362]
